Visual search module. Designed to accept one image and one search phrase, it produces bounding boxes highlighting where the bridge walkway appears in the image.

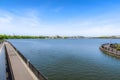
[5,42,39,80]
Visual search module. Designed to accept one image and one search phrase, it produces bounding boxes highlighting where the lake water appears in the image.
[0,44,6,80]
[8,39,120,80]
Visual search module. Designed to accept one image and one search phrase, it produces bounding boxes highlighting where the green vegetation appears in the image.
[0,34,46,39]
[97,36,119,39]
[0,34,85,39]
[110,43,120,51]
[117,44,120,51]
[0,34,5,42]
[0,34,120,40]
[1,34,120,39]
[0,39,4,42]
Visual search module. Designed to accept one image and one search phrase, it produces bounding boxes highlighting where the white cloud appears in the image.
[0,9,43,35]
[0,9,120,36]
[57,13,120,36]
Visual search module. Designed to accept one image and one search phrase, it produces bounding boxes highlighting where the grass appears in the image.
[117,44,120,51]
[110,43,120,51]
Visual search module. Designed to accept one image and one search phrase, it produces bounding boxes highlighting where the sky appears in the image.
[0,0,120,36]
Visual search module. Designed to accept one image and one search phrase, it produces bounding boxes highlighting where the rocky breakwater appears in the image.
[100,43,120,58]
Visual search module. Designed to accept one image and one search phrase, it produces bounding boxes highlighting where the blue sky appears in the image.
[0,0,120,36]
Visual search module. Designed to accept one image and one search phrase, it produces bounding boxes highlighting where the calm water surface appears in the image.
[0,44,6,80]
[8,39,120,80]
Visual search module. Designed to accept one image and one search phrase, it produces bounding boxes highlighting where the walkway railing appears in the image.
[6,41,48,80]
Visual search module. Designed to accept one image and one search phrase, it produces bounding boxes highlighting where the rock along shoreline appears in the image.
[100,43,120,58]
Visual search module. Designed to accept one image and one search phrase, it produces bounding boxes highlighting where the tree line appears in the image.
[0,34,48,39]
[0,34,85,39]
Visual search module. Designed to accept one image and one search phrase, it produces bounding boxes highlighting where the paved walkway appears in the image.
[5,42,39,80]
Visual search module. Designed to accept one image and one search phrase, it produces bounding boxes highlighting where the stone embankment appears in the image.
[100,43,120,57]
